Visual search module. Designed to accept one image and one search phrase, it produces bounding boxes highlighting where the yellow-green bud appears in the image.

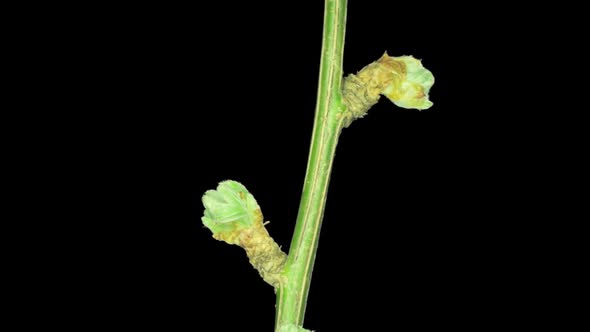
[342,53,434,126]
[201,180,286,288]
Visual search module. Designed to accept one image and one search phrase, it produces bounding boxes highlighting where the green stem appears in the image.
[275,0,347,329]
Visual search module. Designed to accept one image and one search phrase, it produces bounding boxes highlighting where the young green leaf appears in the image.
[202,180,262,244]
[382,55,435,110]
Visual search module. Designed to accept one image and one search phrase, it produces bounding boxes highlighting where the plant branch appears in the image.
[201,2,435,330]
[275,0,348,330]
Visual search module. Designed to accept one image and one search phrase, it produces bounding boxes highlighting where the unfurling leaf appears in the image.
[202,180,262,244]
[381,55,434,110]
[342,53,435,126]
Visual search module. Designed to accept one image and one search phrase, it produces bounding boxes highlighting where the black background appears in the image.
[73,1,518,331]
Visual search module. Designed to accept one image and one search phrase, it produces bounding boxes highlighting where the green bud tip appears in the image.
[201,180,262,236]
[381,55,435,110]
